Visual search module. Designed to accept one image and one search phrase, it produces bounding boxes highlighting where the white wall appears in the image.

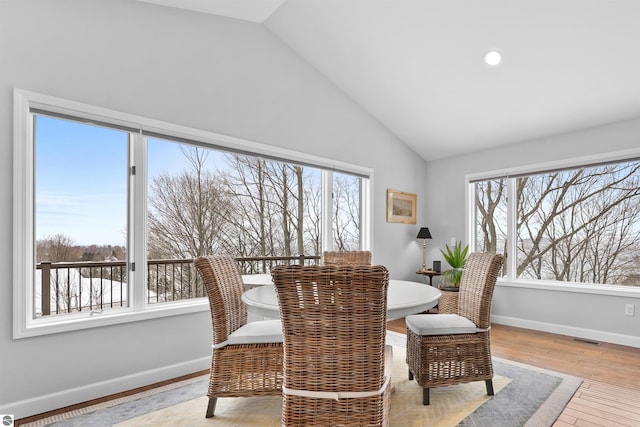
[0,0,426,418]
[425,119,640,348]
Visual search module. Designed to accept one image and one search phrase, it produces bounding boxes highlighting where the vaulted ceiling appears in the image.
[137,0,640,161]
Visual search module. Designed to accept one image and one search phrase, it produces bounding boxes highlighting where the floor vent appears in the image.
[572,337,601,345]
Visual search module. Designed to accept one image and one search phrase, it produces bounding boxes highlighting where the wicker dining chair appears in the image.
[194,255,284,418]
[272,264,391,426]
[322,250,372,266]
[405,252,504,405]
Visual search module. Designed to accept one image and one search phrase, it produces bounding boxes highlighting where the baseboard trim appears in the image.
[492,315,640,348]
[2,356,210,419]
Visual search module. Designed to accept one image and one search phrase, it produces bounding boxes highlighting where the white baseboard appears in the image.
[492,315,640,348]
[1,356,210,419]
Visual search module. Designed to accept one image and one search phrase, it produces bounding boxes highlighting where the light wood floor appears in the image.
[389,320,640,427]
[17,322,640,426]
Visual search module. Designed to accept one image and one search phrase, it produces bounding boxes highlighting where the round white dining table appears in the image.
[241,280,441,321]
[241,273,273,287]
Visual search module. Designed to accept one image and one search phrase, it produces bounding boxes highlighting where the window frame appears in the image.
[13,89,373,338]
[466,148,640,299]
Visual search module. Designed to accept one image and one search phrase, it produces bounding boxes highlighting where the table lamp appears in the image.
[417,227,432,273]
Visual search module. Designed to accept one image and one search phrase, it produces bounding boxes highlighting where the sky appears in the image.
[35,115,225,246]
[36,116,129,246]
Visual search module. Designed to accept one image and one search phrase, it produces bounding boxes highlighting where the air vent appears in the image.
[572,337,601,346]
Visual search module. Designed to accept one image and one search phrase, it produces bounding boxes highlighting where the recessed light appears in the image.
[484,50,502,66]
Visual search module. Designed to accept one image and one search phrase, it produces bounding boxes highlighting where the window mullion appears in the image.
[506,177,517,280]
[321,171,333,252]
[130,133,147,311]
[360,176,371,251]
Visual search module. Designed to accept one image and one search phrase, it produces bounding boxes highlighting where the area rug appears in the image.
[27,333,581,427]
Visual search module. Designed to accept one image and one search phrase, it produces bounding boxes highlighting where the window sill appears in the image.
[496,278,640,298]
[14,298,209,339]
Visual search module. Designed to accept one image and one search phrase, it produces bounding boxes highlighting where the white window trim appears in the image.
[360,178,372,251]
[466,147,640,297]
[13,88,373,338]
[321,171,334,251]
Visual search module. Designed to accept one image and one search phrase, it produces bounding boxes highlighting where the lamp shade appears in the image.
[416,227,432,239]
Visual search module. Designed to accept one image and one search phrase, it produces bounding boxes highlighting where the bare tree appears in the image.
[332,174,360,250]
[517,163,640,284]
[37,233,80,262]
[475,162,640,286]
[264,162,296,257]
[148,147,234,259]
[219,155,273,262]
[475,178,507,254]
[219,155,310,271]
[303,175,322,256]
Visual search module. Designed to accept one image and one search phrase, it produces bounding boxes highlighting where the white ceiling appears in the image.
[137,0,640,161]
[137,0,286,23]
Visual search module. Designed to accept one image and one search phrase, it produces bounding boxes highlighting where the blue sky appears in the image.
[36,116,129,246]
[35,116,225,246]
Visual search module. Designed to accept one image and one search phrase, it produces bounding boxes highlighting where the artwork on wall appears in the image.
[386,189,417,224]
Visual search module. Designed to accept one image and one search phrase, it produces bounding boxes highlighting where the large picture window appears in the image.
[14,89,371,337]
[472,159,640,288]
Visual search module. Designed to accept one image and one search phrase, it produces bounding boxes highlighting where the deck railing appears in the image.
[37,255,321,316]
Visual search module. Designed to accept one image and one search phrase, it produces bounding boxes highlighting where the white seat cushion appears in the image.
[214,319,283,348]
[405,313,479,336]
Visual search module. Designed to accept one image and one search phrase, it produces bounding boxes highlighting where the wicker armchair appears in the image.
[322,250,372,266]
[405,252,504,405]
[272,264,391,426]
[194,255,284,418]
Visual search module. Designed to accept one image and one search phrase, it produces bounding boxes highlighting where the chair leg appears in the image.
[485,379,494,396]
[422,387,430,405]
[205,397,217,418]
[408,369,414,381]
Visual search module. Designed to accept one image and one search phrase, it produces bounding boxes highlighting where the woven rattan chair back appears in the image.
[457,252,504,329]
[322,250,372,266]
[195,255,247,345]
[272,264,390,426]
[194,255,283,418]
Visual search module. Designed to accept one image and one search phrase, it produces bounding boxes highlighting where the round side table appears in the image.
[415,269,441,286]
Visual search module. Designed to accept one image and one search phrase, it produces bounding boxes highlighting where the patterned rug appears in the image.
[25,333,581,426]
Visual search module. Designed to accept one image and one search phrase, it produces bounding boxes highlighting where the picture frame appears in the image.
[386,189,417,224]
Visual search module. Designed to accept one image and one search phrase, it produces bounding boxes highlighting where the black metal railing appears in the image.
[36,255,321,316]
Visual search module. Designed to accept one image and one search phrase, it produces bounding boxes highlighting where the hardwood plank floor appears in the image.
[17,322,640,426]
[390,319,640,427]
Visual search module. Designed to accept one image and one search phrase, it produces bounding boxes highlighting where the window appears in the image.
[471,157,640,288]
[14,89,372,337]
[34,116,129,316]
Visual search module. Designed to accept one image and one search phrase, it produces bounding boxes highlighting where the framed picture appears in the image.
[386,189,417,224]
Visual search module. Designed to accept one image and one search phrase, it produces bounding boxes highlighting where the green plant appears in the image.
[440,242,469,287]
